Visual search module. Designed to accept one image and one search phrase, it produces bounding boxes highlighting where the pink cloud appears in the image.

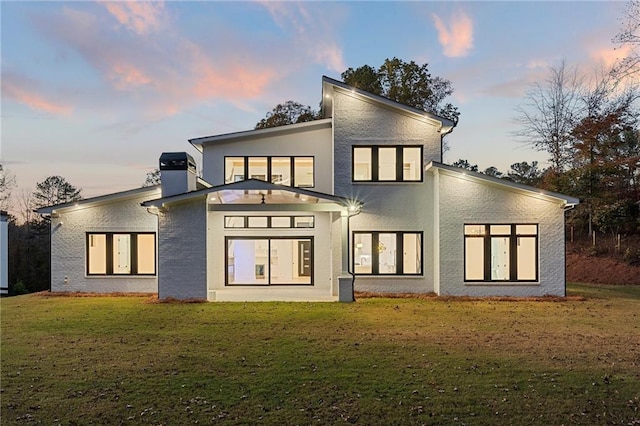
[1,74,72,115]
[29,5,280,119]
[590,44,633,70]
[432,10,474,58]
[99,1,166,35]
[109,63,152,89]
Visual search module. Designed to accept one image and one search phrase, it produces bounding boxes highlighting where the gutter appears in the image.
[346,206,362,302]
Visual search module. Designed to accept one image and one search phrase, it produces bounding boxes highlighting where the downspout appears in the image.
[145,206,162,298]
[563,202,578,298]
[346,207,362,302]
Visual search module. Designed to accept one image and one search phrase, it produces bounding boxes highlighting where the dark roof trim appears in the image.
[425,161,580,205]
[321,75,455,132]
[36,185,162,214]
[142,179,362,208]
[188,119,332,152]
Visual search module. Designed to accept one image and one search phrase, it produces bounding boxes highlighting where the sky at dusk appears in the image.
[0,1,631,210]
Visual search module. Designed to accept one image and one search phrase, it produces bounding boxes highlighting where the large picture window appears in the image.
[353,231,422,275]
[353,146,422,182]
[87,233,156,276]
[464,224,538,282]
[225,156,314,187]
[226,237,313,285]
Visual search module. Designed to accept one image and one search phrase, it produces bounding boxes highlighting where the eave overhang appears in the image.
[321,75,455,134]
[142,179,363,213]
[425,161,580,208]
[188,119,333,153]
[36,186,162,215]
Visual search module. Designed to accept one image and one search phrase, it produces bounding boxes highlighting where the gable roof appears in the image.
[142,179,362,211]
[425,161,580,207]
[321,75,455,133]
[189,119,332,153]
[35,185,162,215]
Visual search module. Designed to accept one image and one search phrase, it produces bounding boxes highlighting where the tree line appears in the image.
[0,173,82,294]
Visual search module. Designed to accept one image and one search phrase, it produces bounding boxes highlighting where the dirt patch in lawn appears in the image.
[567,252,640,285]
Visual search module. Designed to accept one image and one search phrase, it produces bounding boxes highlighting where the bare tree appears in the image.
[0,164,16,211]
[613,0,640,80]
[143,169,161,187]
[514,61,584,176]
[17,189,36,224]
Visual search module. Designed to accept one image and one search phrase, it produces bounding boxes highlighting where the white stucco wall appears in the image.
[158,197,208,299]
[206,211,335,300]
[434,171,567,297]
[200,123,334,194]
[50,191,159,293]
[332,89,443,294]
[1,212,8,295]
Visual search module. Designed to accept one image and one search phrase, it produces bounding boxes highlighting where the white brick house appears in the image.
[37,76,578,301]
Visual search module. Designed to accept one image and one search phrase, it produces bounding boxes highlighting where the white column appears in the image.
[340,211,349,274]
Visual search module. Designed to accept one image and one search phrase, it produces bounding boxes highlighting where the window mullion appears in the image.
[106,234,114,275]
[396,232,403,274]
[131,234,138,275]
[267,156,273,183]
[396,147,404,181]
[483,225,491,281]
[290,156,296,187]
[372,233,380,274]
[371,148,379,181]
[512,228,519,281]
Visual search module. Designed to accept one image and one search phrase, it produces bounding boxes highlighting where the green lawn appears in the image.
[1,284,639,425]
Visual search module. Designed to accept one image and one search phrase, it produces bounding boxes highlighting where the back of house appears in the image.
[37,76,578,301]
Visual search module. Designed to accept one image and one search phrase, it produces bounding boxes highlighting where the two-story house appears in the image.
[37,76,579,301]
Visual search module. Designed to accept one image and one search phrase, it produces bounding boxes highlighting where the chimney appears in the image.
[159,152,197,198]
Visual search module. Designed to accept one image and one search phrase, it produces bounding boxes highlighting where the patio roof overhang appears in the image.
[142,179,363,213]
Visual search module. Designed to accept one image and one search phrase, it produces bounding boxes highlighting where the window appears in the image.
[224,156,315,187]
[226,237,313,285]
[224,215,315,229]
[464,224,538,282]
[353,231,422,275]
[352,146,422,182]
[87,233,156,276]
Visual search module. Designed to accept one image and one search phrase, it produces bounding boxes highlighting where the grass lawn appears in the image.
[1,284,639,425]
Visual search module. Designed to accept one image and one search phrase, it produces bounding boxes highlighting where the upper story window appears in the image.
[464,224,538,282]
[353,146,422,182]
[225,156,314,188]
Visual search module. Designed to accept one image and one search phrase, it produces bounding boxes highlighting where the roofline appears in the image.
[36,185,162,214]
[321,75,455,132]
[142,179,362,208]
[425,161,580,206]
[188,118,333,153]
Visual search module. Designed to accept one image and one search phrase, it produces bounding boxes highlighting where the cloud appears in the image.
[589,44,633,70]
[98,1,166,35]
[259,2,346,73]
[27,5,279,119]
[432,10,474,58]
[1,72,73,115]
[109,63,152,89]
